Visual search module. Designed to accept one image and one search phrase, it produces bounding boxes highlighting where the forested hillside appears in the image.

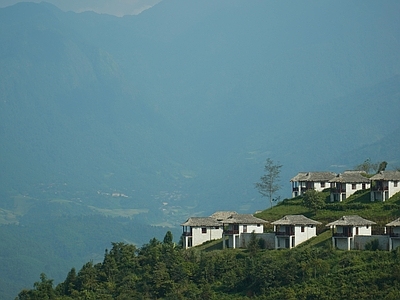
[17,191,400,299]
[17,235,400,299]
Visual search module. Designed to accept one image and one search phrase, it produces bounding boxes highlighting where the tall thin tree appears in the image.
[255,158,282,208]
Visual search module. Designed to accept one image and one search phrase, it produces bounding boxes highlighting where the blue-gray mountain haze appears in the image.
[0,1,399,298]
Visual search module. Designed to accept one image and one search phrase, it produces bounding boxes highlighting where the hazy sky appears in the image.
[0,0,162,16]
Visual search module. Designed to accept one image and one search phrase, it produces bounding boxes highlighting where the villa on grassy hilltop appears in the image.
[329,171,371,202]
[222,214,268,249]
[271,215,322,249]
[181,212,324,250]
[386,217,400,251]
[326,215,377,250]
[181,211,237,249]
[370,171,400,201]
[181,211,269,249]
[290,172,336,198]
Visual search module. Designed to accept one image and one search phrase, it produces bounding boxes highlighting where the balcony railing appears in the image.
[330,188,346,193]
[182,232,192,237]
[390,233,400,238]
[333,232,352,237]
[371,186,388,191]
[275,231,294,236]
[224,229,239,235]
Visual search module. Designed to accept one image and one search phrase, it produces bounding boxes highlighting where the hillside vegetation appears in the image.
[257,189,400,233]
[17,191,400,299]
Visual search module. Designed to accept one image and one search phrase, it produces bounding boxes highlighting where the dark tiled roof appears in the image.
[329,171,370,183]
[223,214,268,224]
[386,217,400,227]
[181,217,221,227]
[210,211,237,221]
[290,172,337,182]
[326,215,376,227]
[370,171,400,181]
[271,215,321,225]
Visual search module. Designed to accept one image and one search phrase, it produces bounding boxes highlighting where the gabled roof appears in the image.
[181,217,221,227]
[210,211,237,221]
[222,214,268,224]
[326,215,376,227]
[370,171,400,181]
[329,170,370,183]
[290,172,337,182]
[271,215,322,225]
[386,217,400,227]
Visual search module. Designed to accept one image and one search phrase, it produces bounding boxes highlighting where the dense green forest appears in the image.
[16,235,400,300]
[17,190,400,299]
[0,215,174,300]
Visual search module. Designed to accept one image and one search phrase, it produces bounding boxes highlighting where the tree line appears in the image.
[17,231,400,299]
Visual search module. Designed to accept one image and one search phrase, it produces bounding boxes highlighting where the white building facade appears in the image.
[326,215,376,250]
[181,217,223,249]
[370,171,400,201]
[329,171,371,202]
[222,214,268,249]
[271,215,321,249]
[290,172,336,198]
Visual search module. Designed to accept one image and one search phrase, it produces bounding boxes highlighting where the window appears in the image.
[215,226,219,230]
[257,224,261,227]
[321,182,325,188]
[395,181,398,187]
[202,227,207,234]
[301,226,305,232]
[362,183,366,190]
[243,225,247,233]
[352,184,357,190]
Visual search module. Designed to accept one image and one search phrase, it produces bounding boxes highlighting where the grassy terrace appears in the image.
[256,189,400,231]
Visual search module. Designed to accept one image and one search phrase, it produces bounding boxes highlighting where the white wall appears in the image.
[333,237,351,250]
[357,225,372,236]
[344,182,370,199]
[314,181,329,192]
[188,226,223,248]
[389,181,400,198]
[294,225,317,246]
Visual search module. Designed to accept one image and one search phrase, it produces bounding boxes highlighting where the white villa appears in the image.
[181,211,269,249]
[222,214,268,249]
[386,218,400,251]
[370,171,400,201]
[271,215,321,249]
[326,215,376,250]
[181,217,223,249]
[329,171,371,202]
[290,172,336,198]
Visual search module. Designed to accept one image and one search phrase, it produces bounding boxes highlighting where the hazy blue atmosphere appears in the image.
[1,0,400,298]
